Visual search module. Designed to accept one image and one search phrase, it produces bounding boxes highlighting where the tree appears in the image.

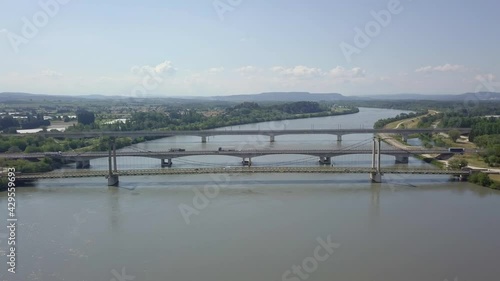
[7,146,22,153]
[448,129,461,142]
[477,173,492,187]
[448,158,468,170]
[76,109,95,125]
[0,115,19,130]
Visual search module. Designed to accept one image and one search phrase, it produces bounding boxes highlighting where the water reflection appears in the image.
[108,187,121,232]
[2,108,500,281]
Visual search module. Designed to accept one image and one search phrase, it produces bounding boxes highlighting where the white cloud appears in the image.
[271,65,325,79]
[131,60,177,76]
[208,67,224,74]
[269,65,366,81]
[329,66,366,79]
[415,64,467,73]
[40,69,63,77]
[235,65,260,75]
[474,73,499,92]
[475,73,496,82]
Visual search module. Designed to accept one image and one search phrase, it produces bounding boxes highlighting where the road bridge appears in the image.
[0,148,462,168]
[2,138,470,185]
[4,128,472,142]
[13,166,469,180]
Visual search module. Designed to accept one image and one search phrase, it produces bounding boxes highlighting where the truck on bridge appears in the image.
[169,148,186,152]
[448,147,465,154]
[218,146,236,152]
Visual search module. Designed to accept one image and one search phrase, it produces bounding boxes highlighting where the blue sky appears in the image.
[0,0,499,97]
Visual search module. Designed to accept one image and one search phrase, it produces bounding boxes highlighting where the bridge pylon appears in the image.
[107,138,119,186]
[370,137,383,183]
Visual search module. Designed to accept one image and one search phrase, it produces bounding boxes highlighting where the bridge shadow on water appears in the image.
[28,175,461,190]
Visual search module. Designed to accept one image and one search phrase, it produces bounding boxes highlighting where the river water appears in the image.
[1,107,500,281]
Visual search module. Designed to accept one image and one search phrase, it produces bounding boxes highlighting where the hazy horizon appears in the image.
[1,0,499,97]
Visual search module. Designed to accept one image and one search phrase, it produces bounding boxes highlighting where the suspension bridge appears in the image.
[2,137,471,186]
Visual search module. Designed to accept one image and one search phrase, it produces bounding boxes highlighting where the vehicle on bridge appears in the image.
[169,148,186,152]
[218,146,236,152]
[448,147,465,154]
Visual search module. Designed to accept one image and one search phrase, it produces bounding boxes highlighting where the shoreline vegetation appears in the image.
[377,109,500,190]
[1,102,358,189]
[2,97,500,190]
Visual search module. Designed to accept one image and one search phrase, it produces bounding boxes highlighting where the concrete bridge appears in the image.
[0,148,461,168]
[3,136,470,186]
[13,166,470,181]
[7,128,472,142]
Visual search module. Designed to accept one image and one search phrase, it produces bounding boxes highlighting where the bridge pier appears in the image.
[401,134,408,142]
[161,158,173,167]
[107,175,119,186]
[270,135,275,143]
[242,157,252,166]
[370,173,382,183]
[76,160,90,169]
[201,136,207,143]
[459,174,469,181]
[395,155,409,164]
[319,156,331,165]
[337,135,342,142]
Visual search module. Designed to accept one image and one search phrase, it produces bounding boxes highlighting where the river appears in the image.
[1,107,499,281]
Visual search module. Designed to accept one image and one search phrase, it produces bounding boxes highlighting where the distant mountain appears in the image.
[359,92,500,101]
[1,91,499,103]
[209,92,357,102]
[0,92,77,102]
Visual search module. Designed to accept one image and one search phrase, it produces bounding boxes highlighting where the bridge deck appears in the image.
[15,167,469,179]
[2,128,471,139]
[0,148,463,160]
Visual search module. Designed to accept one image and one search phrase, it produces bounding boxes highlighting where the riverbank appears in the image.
[0,107,361,187]
[378,110,500,189]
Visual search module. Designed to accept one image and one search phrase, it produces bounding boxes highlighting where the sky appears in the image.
[0,0,499,97]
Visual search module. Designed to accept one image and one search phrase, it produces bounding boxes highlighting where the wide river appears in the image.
[1,107,500,281]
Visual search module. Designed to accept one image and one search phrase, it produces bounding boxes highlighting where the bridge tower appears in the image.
[107,138,119,186]
[370,137,383,183]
